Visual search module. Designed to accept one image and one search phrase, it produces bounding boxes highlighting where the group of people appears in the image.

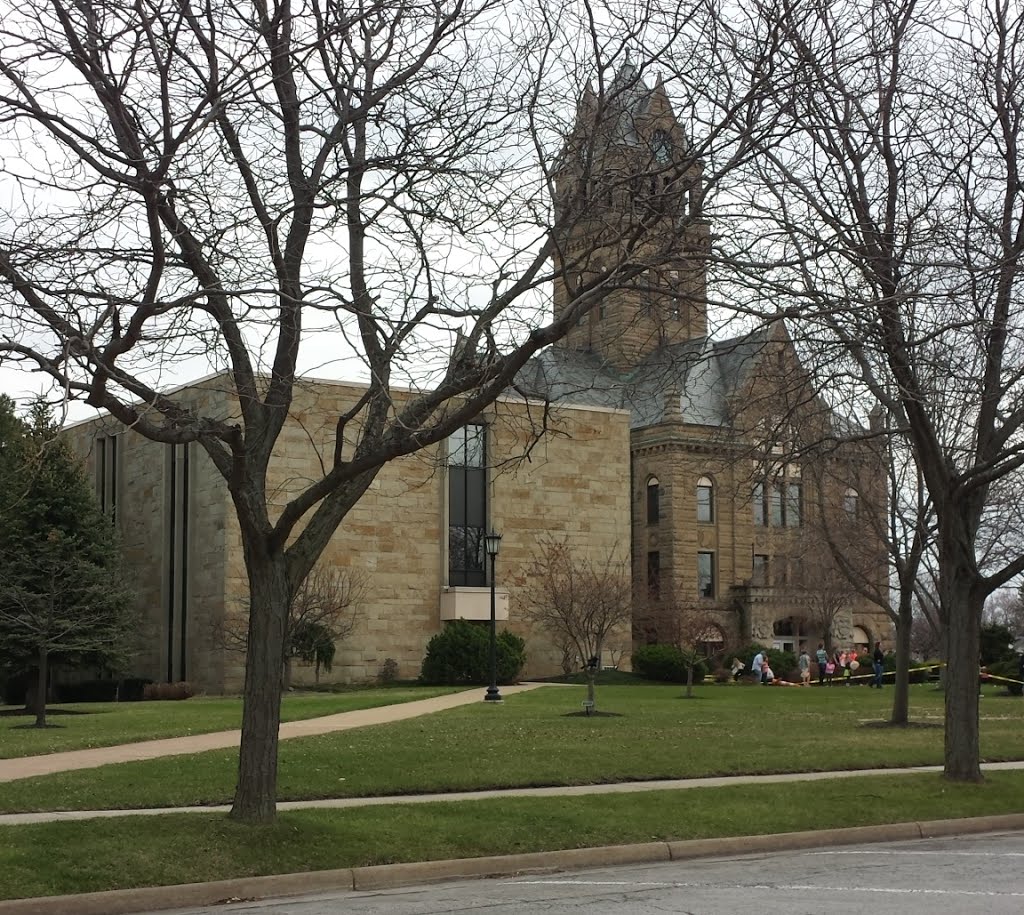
[812,641,887,687]
[735,641,887,687]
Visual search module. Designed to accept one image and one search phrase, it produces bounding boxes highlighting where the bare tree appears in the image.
[518,537,632,712]
[0,0,784,821]
[723,0,1024,781]
[911,603,943,660]
[214,566,365,687]
[801,416,936,723]
[985,588,1024,636]
[669,604,723,698]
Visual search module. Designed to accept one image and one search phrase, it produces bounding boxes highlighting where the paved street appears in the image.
[152,830,1024,915]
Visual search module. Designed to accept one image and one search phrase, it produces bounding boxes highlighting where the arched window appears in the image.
[696,475,714,523]
[843,487,859,520]
[646,477,660,525]
[696,624,725,660]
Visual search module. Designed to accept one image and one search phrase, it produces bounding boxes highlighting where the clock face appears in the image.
[652,129,672,163]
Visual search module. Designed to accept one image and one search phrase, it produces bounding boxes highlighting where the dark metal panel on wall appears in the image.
[163,443,191,683]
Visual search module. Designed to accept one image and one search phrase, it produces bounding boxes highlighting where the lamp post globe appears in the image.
[484,529,503,703]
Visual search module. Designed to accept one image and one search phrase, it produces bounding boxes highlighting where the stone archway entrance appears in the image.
[696,623,726,664]
[851,626,870,652]
[772,615,811,653]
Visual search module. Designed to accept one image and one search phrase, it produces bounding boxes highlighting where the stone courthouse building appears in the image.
[517,64,893,661]
[65,68,890,693]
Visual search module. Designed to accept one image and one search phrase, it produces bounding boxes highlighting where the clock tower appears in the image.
[552,64,710,371]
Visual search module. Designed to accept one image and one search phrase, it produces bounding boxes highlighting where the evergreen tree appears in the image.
[0,398,134,726]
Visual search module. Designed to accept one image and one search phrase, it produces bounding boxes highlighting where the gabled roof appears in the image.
[514,326,774,431]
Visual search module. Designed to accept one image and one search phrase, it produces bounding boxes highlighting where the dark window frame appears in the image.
[646,477,660,525]
[447,425,488,587]
[696,476,714,523]
[697,551,715,599]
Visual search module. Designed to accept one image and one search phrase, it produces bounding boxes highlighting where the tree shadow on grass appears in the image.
[860,720,942,730]
[9,722,66,730]
[0,708,88,718]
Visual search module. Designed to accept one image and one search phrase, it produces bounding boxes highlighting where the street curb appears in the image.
[2,813,1023,915]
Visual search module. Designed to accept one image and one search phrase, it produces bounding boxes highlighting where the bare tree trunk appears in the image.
[684,666,694,699]
[943,571,983,782]
[890,599,912,725]
[230,550,291,823]
[33,645,48,729]
[586,669,596,710]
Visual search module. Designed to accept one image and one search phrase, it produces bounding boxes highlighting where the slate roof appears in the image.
[514,326,773,431]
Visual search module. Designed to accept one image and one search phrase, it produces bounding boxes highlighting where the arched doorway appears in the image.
[772,615,809,653]
[696,623,725,664]
[852,626,870,652]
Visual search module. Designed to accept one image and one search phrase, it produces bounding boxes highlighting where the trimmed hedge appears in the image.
[419,619,526,686]
[632,644,707,684]
[54,679,119,703]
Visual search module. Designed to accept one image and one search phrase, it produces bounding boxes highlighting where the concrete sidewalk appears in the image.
[0,683,548,784]
[1,686,1023,915]
[2,760,1023,826]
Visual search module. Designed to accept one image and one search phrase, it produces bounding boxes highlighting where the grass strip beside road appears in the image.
[3,770,1024,901]
[1,683,1022,813]
[0,687,460,759]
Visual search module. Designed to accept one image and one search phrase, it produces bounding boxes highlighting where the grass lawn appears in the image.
[1,682,1021,813]
[0,686,459,759]
[3,769,1024,900]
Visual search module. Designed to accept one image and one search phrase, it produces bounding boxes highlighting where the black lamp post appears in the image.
[484,528,503,703]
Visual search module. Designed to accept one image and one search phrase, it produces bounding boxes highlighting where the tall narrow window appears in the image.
[448,425,487,586]
[785,482,803,527]
[647,551,661,600]
[696,475,714,523]
[646,477,660,525]
[843,487,859,520]
[697,551,715,598]
[668,269,683,320]
[96,434,119,523]
[769,483,784,527]
[753,482,766,526]
[752,553,769,586]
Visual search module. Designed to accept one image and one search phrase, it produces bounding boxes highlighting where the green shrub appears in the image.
[980,623,1017,665]
[733,642,769,673]
[988,659,1023,696]
[54,678,119,703]
[727,644,797,681]
[496,630,527,683]
[632,644,707,684]
[765,649,797,680]
[419,619,525,686]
